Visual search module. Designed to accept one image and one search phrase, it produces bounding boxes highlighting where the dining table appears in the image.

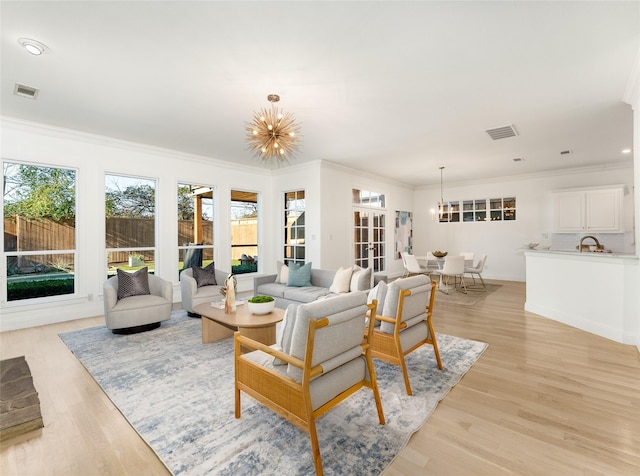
[416,255,474,270]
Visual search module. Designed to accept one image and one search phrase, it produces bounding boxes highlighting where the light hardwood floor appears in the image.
[1,280,639,475]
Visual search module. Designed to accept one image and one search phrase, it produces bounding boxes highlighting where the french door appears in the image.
[353,209,386,272]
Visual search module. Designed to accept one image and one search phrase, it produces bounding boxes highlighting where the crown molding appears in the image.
[319,159,415,189]
[414,161,634,191]
[1,116,267,176]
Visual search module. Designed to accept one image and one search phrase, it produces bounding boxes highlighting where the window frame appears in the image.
[104,173,157,277]
[2,160,78,304]
[177,183,215,279]
[283,189,305,266]
[230,189,259,275]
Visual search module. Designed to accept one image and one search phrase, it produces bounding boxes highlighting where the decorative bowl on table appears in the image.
[432,251,448,258]
[247,296,276,315]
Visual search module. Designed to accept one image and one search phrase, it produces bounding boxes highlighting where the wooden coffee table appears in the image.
[192,302,284,345]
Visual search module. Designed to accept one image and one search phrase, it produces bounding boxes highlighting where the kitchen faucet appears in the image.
[578,235,602,252]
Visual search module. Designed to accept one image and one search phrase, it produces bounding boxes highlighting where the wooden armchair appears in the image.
[370,275,442,396]
[234,293,385,476]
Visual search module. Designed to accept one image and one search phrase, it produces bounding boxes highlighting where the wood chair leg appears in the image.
[429,324,443,370]
[234,386,241,418]
[399,357,413,396]
[308,418,324,476]
[366,354,386,425]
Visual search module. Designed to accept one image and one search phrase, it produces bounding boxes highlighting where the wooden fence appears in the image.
[4,216,254,264]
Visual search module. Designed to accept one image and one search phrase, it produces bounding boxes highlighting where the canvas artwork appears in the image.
[395,211,413,259]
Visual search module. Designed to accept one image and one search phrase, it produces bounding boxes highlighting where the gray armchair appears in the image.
[103,274,172,334]
[234,292,385,476]
[180,267,228,316]
[371,275,442,395]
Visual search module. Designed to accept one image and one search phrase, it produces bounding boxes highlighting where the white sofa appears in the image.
[254,265,386,309]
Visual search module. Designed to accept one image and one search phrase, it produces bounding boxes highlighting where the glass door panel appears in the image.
[353,209,385,272]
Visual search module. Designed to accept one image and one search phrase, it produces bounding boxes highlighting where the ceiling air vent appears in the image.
[14,83,39,99]
[486,124,518,140]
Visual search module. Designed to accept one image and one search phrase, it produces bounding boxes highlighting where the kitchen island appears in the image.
[525,250,638,345]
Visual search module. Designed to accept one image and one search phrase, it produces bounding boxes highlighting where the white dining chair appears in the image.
[401,252,430,277]
[460,251,475,267]
[435,255,466,294]
[464,254,487,290]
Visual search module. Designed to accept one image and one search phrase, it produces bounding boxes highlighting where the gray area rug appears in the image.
[434,283,502,306]
[59,311,487,476]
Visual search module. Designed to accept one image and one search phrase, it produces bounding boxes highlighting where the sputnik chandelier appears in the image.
[245,94,301,162]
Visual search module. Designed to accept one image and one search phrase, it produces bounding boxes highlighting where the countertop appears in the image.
[524,249,638,260]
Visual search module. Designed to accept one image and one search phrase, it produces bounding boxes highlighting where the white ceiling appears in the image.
[2,1,639,186]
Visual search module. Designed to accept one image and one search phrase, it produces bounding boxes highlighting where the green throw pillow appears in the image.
[287,262,312,287]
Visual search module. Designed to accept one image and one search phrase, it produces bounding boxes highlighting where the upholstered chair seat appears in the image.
[180,266,228,316]
[370,275,442,395]
[234,292,385,476]
[103,273,172,333]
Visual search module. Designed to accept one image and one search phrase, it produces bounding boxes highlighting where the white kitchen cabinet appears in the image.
[553,186,624,233]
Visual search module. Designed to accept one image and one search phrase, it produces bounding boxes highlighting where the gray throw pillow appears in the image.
[117,267,150,300]
[287,262,312,287]
[192,262,217,287]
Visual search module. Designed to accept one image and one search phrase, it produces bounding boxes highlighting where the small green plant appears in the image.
[248,295,275,303]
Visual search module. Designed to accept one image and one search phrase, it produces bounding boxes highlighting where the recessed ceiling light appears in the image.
[17,38,48,55]
[621,148,632,154]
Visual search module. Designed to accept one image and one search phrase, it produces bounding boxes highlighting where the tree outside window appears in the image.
[3,162,77,301]
[105,174,156,276]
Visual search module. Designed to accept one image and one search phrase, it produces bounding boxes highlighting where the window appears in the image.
[105,174,156,276]
[231,190,258,274]
[352,189,385,208]
[438,201,460,223]
[3,162,76,301]
[445,197,516,223]
[284,190,305,265]
[178,183,214,278]
[491,197,516,221]
[462,199,487,222]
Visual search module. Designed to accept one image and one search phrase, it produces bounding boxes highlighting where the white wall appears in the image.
[0,118,417,331]
[413,165,635,282]
[1,117,637,334]
[0,118,276,331]
[271,161,415,276]
[319,162,415,277]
